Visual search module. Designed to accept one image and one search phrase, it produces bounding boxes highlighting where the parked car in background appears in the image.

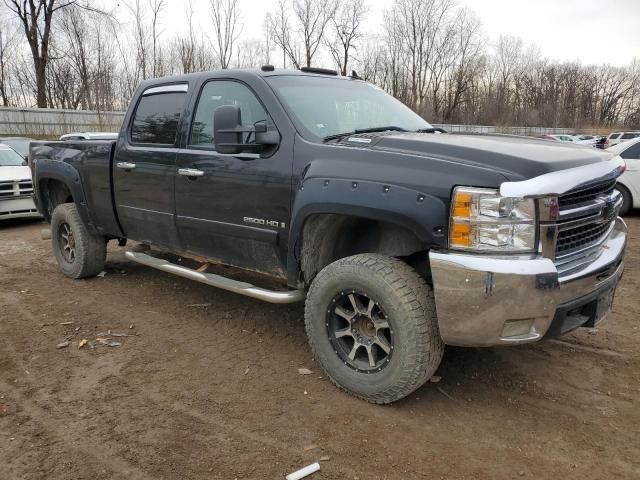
[60,132,118,141]
[0,136,35,160]
[572,134,604,147]
[546,134,576,143]
[605,131,640,147]
[593,136,607,149]
[573,134,596,142]
[607,136,640,215]
[0,144,39,220]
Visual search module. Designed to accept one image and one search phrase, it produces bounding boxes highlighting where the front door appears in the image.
[113,84,188,247]
[175,79,292,277]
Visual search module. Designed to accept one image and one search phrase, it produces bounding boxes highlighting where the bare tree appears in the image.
[148,0,166,77]
[0,20,18,106]
[327,0,367,76]
[0,0,638,131]
[209,0,242,69]
[292,0,337,68]
[266,0,301,68]
[58,7,92,109]
[125,0,149,79]
[5,0,73,107]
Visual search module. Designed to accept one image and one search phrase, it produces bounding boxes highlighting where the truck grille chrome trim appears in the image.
[542,179,623,278]
[0,179,34,200]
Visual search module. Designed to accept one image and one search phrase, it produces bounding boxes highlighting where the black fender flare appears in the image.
[286,177,448,283]
[34,158,98,234]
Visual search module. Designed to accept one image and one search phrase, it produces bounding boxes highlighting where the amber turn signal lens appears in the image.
[453,191,472,218]
[450,222,472,247]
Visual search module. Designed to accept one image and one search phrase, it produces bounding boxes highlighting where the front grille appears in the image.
[0,179,33,199]
[0,181,13,198]
[551,180,621,275]
[558,180,616,209]
[556,221,612,255]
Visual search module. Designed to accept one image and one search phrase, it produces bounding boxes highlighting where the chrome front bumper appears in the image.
[429,217,626,347]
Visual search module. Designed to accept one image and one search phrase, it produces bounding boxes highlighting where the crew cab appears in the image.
[30,67,627,404]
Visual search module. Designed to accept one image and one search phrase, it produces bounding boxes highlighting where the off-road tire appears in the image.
[616,185,632,216]
[51,203,107,279]
[305,253,444,404]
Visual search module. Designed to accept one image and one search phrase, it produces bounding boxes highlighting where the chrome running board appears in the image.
[125,251,305,304]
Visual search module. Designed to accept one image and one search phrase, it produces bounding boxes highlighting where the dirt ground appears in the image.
[1,216,639,480]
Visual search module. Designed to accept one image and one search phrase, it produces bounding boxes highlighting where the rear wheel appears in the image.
[616,185,632,216]
[305,254,444,404]
[51,203,107,279]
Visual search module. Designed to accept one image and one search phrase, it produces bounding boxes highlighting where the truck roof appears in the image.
[138,67,355,90]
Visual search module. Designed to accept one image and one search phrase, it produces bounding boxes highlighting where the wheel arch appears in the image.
[35,159,97,232]
[287,178,448,286]
[616,178,639,208]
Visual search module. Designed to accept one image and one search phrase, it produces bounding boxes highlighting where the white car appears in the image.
[571,134,602,147]
[608,137,640,215]
[59,132,118,141]
[605,131,640,147]
[546,134,576,143]
[0,144,40,220]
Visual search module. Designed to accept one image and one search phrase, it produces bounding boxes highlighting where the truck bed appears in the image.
[30,140,122,237]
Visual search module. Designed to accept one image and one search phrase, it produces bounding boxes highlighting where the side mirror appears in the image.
[254,120,280,146]
[214,105,243,154]
[213,105,280,155]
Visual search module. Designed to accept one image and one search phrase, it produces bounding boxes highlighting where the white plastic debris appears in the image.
[286,463,320,480]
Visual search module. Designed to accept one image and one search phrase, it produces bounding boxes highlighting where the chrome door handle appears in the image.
[116,162,136,170]
[178,168,205,177]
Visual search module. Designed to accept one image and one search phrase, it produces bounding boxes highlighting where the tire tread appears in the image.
[305,253,443,404]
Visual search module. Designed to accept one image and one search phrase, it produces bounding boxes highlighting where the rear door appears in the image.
[113,84,188,248]
[174,79,292,277]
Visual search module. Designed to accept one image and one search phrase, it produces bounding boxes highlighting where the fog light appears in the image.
[501,319,535,338]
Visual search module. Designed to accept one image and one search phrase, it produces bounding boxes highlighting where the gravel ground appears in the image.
[1,216,639,479]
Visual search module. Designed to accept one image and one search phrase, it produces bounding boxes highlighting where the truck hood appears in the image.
[350,133,614,181]
[0,165,32,182]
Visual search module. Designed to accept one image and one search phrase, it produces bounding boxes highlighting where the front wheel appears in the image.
[304,254,444,404]
[51,203,107,279]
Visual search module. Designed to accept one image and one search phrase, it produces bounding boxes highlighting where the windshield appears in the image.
[266,76,432,140]
[0,147,26,166]
[2,139,30,157]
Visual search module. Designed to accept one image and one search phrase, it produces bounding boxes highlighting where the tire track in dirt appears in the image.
[2,219,640,479]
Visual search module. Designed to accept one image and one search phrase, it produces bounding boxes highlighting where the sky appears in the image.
[111,0,639,67]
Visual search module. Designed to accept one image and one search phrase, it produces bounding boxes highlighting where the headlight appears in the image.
[449,187,536,252]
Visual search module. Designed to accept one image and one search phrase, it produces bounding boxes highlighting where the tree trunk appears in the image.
[35,58,47,108]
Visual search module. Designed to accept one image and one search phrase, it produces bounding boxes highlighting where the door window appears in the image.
[131,92,187,145]
[190,81,269,148]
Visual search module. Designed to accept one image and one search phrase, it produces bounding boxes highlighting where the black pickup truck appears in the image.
[31,66,627,403]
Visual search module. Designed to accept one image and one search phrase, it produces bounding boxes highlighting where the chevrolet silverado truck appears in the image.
[30,66,627,404]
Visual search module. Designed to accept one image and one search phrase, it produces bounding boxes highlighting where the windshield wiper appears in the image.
[323,126,408,142]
